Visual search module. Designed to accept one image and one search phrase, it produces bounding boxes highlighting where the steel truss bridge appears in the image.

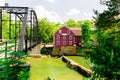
[0,4,39,55]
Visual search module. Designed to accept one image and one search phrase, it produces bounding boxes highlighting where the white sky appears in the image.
[0,0,5,6]
[0,0,107,23]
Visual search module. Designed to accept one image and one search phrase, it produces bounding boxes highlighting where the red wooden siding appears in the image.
[74,36,81,46]
[54,26,81,48]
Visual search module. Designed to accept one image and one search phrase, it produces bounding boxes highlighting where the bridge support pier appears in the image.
[28,44,41,57]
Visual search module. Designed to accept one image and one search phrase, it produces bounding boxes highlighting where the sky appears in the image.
[0,0,107,23]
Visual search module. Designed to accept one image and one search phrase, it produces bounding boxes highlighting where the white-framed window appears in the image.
[63,35,66,40]
[56,41,60,45]
[56,35,60,39]
[63,41,66,45]
[69,35,72,40]
[69,41,72,45]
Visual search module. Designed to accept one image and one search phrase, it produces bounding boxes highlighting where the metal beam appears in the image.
[0,9,2,41]
[16,14,24,22]
[17,10,28,51]
[0,6,28,14]
[9,13,11,39]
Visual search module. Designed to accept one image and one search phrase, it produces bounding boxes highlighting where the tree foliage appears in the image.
[64,19,79,27]
[81,20,92,48]
[0,51,29,80]
[87,0,120,79]
[38,18,61,43]
[2,14,20,40]
[2,14,10,39]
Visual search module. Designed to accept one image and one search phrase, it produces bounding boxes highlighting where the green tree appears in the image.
[64,19,79,27]
[87,0,120,79]
[81,20,92,48]
[38,18,61,43]
[2,14,20,40]
[2,14,9,39]
[10,21,21,39]
[77,20,83,27]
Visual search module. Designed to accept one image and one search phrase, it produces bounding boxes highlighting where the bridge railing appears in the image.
[0,39,20,58]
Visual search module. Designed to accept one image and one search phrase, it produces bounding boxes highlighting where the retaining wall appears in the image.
[61,56,92,78]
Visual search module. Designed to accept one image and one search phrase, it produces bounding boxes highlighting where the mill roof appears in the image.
[54,26,82,36]
[69,27,82,36]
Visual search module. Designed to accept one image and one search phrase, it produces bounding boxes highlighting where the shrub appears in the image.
[0,51,29,80]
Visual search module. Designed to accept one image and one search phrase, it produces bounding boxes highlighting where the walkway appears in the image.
[28,44,53,57]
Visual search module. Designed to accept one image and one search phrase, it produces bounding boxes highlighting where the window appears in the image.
[56,41,60,45]
[63,35,66,40]
[69,41,72,45]
[63,41,66,45]
[69,35,72,40]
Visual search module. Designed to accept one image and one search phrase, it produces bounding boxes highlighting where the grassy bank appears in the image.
[67,56,90,69]
[27,57,85,80]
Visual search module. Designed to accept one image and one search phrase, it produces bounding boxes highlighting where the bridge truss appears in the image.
[0,5,39,52]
